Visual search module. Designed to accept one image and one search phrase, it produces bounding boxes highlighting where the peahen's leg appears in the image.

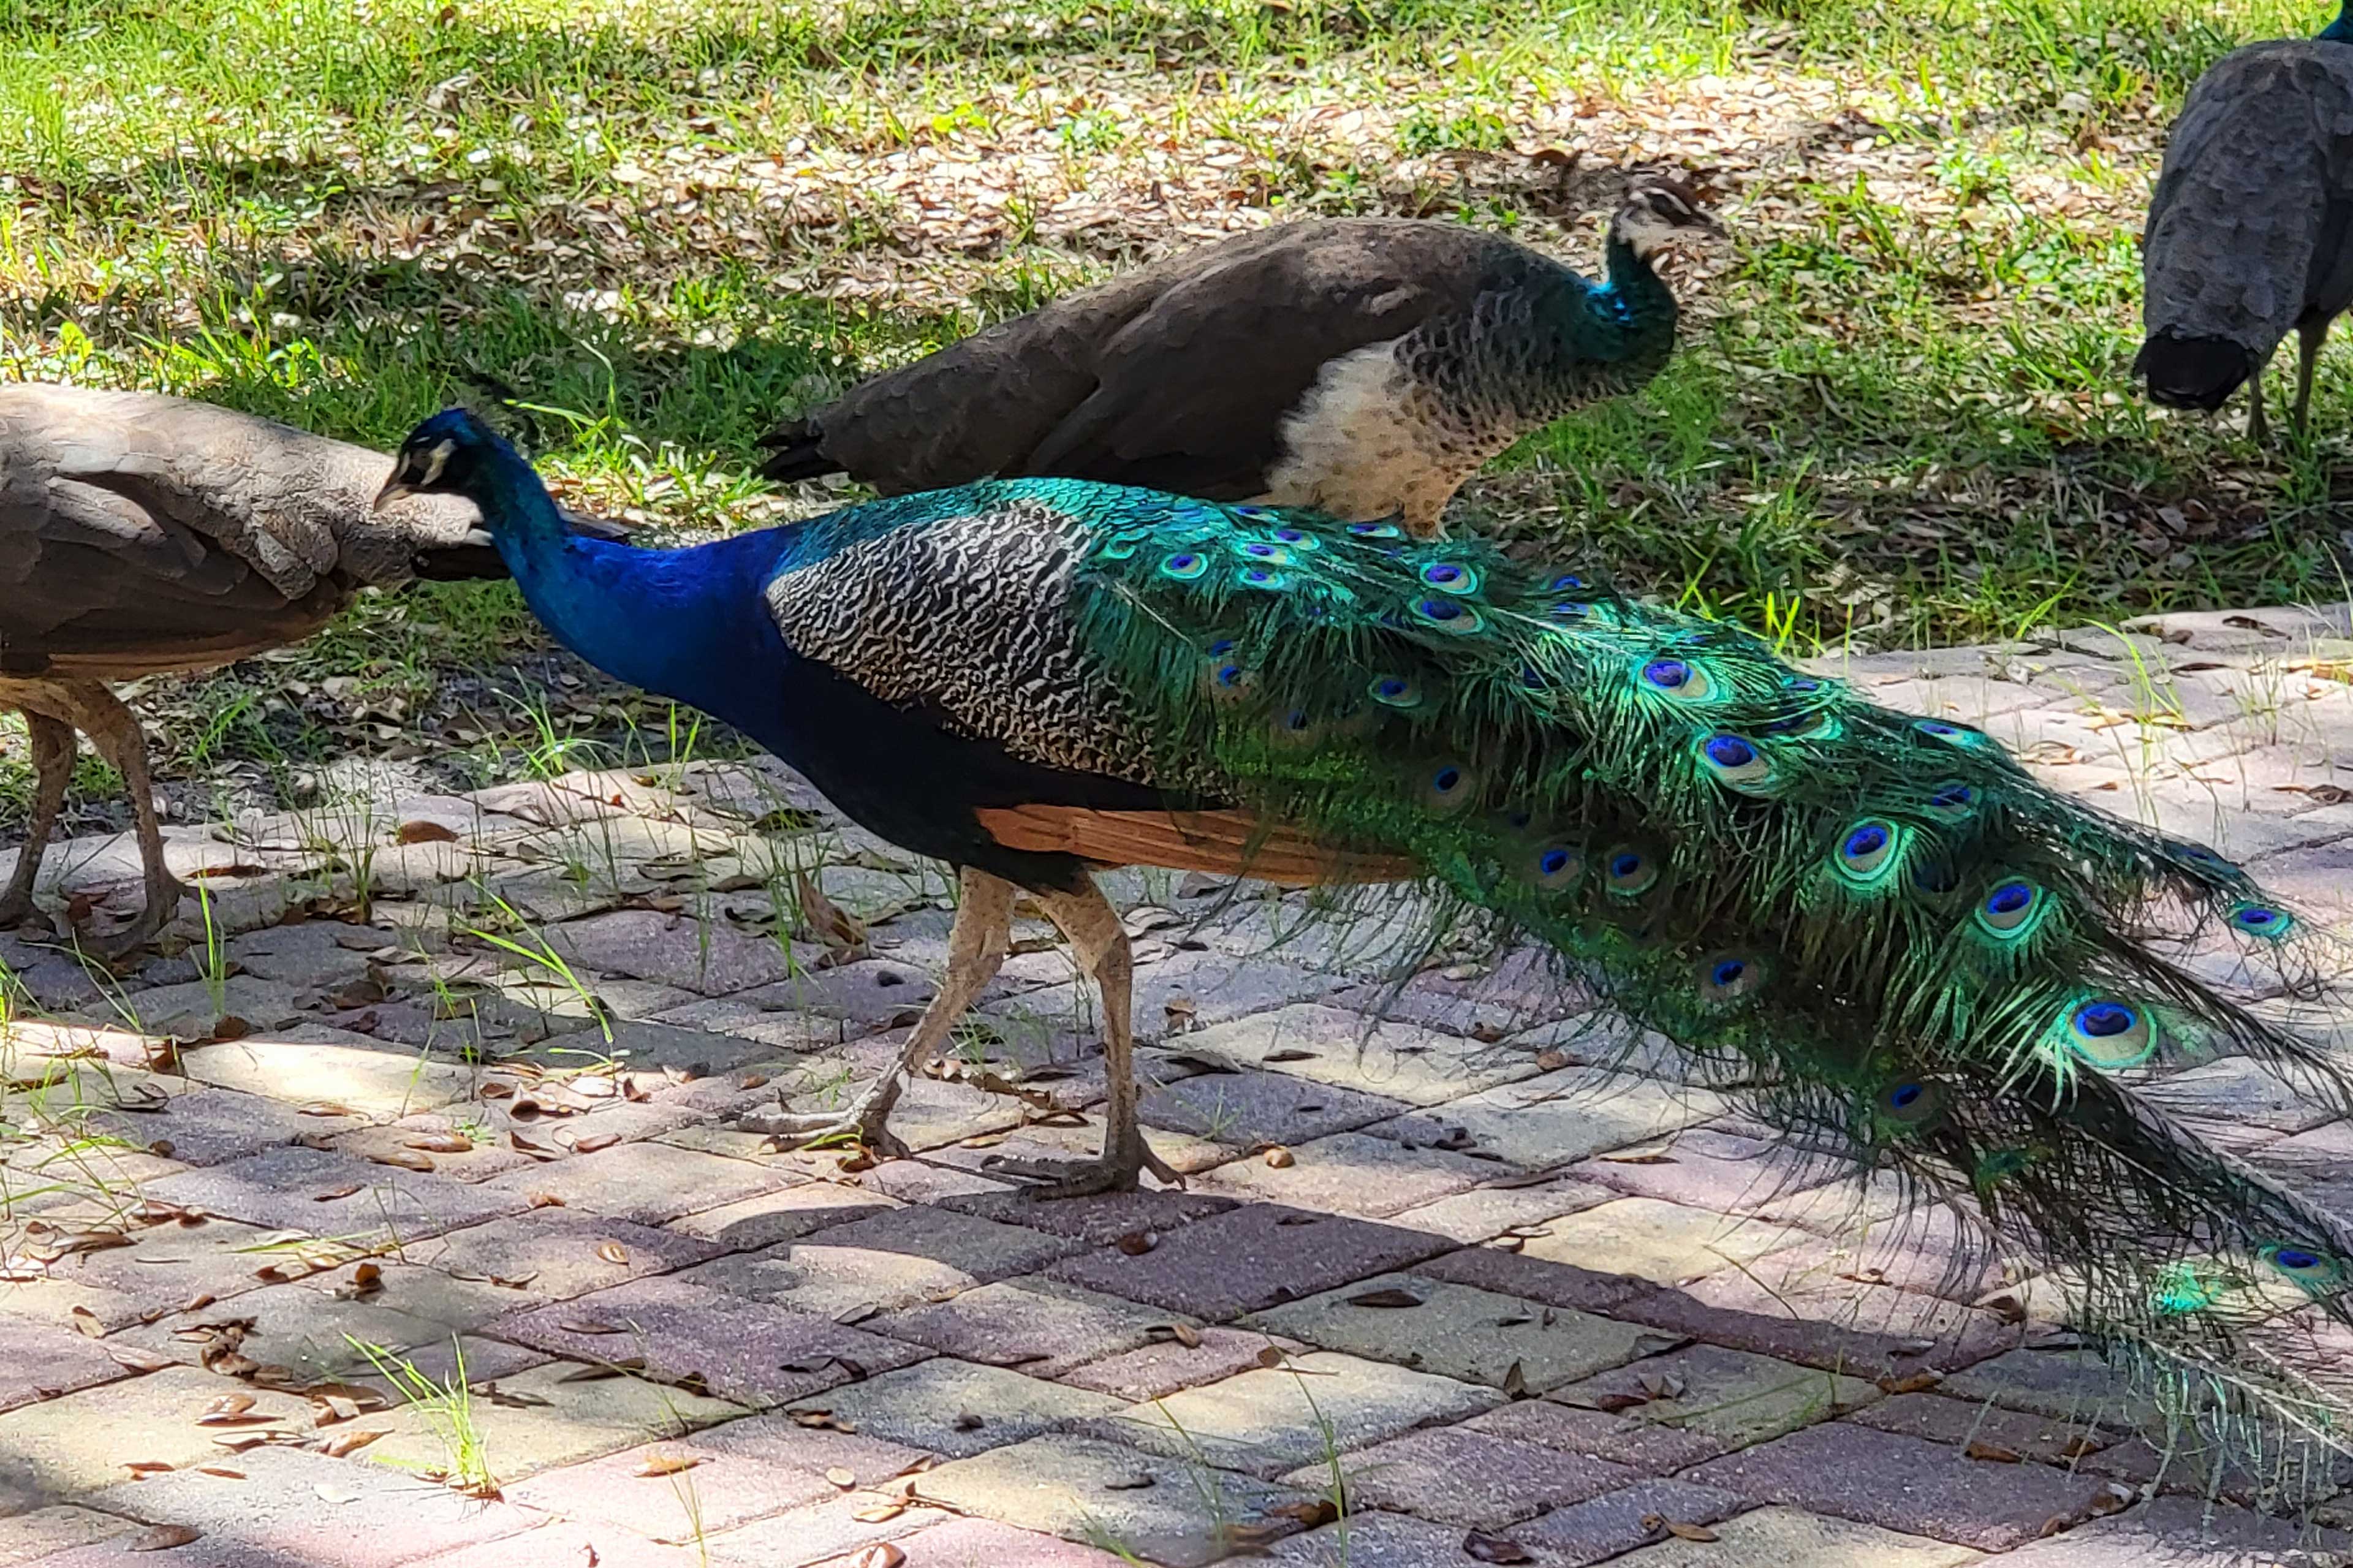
[0,711,75,930]
[737,869,1014,1156]
[2248,364,2270,445]
[985,876,1181,1199]
[2294,317,2329,434]
[68,683,183,956]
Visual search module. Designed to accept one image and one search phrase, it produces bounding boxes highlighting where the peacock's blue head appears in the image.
[375,407,508,513]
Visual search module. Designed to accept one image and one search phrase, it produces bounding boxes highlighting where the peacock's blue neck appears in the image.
[1597,232,1679,339]
[468,443,788,721]
[2324,1,2353,42]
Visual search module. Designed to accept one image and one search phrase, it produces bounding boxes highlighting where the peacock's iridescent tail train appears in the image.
[1047,487,2353,1469]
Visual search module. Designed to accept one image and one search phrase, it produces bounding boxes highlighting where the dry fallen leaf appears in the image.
[635,1453,702,1477]
[824,1465,857,1488]
[843,1545,904,1568]
[405,1134,474,1154]
[126,1524,203,1551]
[570,1132,621,1155]
[1462,1530,1535,1563]
[1662,1520,1720,1542]
[1262,1146,1294,1169]
[1114,1230,1158,1256]
[1965,1440,2023,1464]
[594,1241,631,1266]
[320,1428,387,1458]
[396,820,462,844]
[122,1460,176,1476]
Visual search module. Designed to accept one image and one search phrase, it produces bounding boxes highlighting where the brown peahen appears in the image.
[758,179,1721,537]
[0,383,624,953]
[2136,10,2353,439]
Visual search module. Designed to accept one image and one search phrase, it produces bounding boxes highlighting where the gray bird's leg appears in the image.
[0,711,74,930]
[737,869,1015,1156]
[2294,317,2330,435]
[71,682,185,956]
[985,877,1182,1199]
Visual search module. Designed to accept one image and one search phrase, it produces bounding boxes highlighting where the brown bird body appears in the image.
[760,183,1719,537]
[2137,39,2353,437]
[0,382,616,952]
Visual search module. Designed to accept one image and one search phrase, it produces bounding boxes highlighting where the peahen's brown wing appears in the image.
[2143,40,2353,351]
[0,383,620,680]
[775,219,1522,499]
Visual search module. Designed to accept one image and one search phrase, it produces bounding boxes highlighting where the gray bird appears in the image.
[759,178,1723,538]
[2137,17,2353,439]
[0,382,623,953]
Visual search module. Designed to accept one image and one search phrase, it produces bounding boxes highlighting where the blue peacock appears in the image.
[384,406,2353,1458]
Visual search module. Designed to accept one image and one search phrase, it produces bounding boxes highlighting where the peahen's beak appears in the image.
[373,474,413,513]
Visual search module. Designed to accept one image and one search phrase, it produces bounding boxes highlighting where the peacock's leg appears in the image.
[2248,364,2270,445]
[70,683,184,956]
[985,877,1182,1199]
[2294,317,2330,434]
[735,869,1015,1156]
[0,711,75,930]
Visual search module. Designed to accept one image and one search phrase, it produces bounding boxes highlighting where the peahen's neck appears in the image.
[2324,0,2353,42]
[466,444,776,713]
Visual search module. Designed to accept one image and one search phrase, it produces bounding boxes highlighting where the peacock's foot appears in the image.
[74,879,186,960]
[0,892,44,933]
[986,1135,1184,1200]
[731,1082,911,1160]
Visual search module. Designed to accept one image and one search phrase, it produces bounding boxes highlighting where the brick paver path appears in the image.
[2,604,2351,1567]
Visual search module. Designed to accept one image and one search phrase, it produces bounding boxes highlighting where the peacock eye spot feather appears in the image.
[2227,901,2294,940]
[1411,597,1484,633]
[1101,537,1139,559]
[1915,719,1988,749]
[1345,521,1402,539]
[1639,656,1715,702]
[1208,639,1236,656]
[1832,818,1906,888]
[1705,736,1755,768]
[2259,1242,2344,1292]
[1236,566,1290,590]
[1417,760,1479,817]
[1270,528,1319,549]
[1604,845,1661,898]
[1548,601,1592,623]
[1877,1077,1942,1126]
[1972,877,2047,941]
[1697,732,1775,793]
[1216,664,1245,687]
[1528,843,1583,892]
[1160,551,1208,580]
[1547,572,1585,591]
[1368,674,1423,708]
[1230,505,1278,521]
[1926,781,1978,821]
[1418,561,1480,596]
[1542,849,1572,875]
[2056,996,2159,1070]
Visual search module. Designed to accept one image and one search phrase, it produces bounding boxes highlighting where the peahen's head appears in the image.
[1610,178,1726,265]
[375,407,509,513]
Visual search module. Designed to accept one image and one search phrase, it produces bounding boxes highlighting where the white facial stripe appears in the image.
[418,438,455,487]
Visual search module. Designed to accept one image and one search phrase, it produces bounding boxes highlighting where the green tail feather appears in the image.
[1047,487,2353,1457]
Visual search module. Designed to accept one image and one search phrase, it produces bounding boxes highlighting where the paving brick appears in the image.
[83,1446,540,1566]
[787,1359,1123,1457]
[491,1276,929,1408]
[1613,1241,2021,1380]
[1549,1343,1880,1452]
[1148,1004,1538,1106]
[362,1356,746,1482]
[987,950,1334,1047]
[683,1205,1073,1319]
[1510,1196,1807,1288]
[1192,1131,1502,1217]
[1384,1175,1615,1244]
[1938,1347,2167,1429]
[77,1085,339,1167]
[0,1507,130,1566]
[1140,1064,1412,1150]
[697,1494,951,1567]
[117,1269,527,1382]
[1685,1421,2125,1551]
[477,1141,796,1225]
[173,1033,476,1116]
[0,1368,324,1507]
[407,1524,711,1567]
[1976,1494,2352,1566]
[141,1146,527,1244]
[665,1181,900,1249]
[1463,1399,1727,1475]
[1267,1511,1553,1568]
[542,909,802,994]
[501,1423,920,1540]
[1514,1479,1753,1565]
[1569,1128,1851,1214]
[1245,1273,1657,1393]
[868,1517,1141,1566]
[1086,1350,1500,1479]
[1598,1504,1981,1567]
[874,1274,1191,1377]
[1046,1203,1453,1320]
[324,1115,540,1184]
[1846,1390,2127,1468]
[1370,1067,1726,1170]
[1410,1238,1658,1316]
[911,1433,1314,1567]
[1056,1326,1299,1404]
[934,1186,1236,1246]
[403,1211,724,1300]
[0,1317,134,1416]
[1279,1426,1635,1529]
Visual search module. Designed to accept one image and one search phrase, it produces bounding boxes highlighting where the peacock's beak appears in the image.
[373,475,414,513]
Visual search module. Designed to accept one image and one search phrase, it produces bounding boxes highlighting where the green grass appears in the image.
[2,0,2349,815]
